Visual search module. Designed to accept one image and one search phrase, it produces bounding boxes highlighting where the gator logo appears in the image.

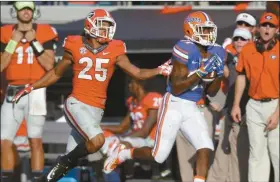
[185,17,201,23]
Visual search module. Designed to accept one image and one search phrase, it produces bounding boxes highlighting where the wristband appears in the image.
[30,39,44,56]
[196,69,207,78]
[5,40,18,54]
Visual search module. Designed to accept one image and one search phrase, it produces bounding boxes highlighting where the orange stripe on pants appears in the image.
[152,93,170,157]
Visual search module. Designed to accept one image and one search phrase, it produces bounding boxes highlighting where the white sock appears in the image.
[194,176,205,182]
[119,148,133,161]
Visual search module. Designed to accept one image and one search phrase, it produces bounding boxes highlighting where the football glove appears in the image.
[158,59,173,76]
[196,54,218,78]
[213,54,224,77]
[12,84,34,103]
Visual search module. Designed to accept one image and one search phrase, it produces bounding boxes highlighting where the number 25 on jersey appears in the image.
[78,57,109,82]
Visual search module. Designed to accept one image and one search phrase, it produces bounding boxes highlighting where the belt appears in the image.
[252,98,275,103]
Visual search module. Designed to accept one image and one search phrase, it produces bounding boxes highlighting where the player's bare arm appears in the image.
[24,29,55,71]
[0,30,24,72]
[205,77,223,97]
[116,54,160,80]
[36,49,55,71]
[171,59,200,95]
[32,51,72,89]
[0,52,13,72]
[126,109,158,138]
[101,112,131,134]
[224,64,230,78]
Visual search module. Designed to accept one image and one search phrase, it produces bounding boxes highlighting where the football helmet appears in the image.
[183,11,217,46]
[84,9,116,43]
[10,1,41,20]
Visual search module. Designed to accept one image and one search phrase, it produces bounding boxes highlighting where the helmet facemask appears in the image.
[187,21,217,46]
[84,16,116,43]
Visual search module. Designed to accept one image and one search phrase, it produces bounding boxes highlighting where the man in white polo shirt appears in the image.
[208,28,252,182]
[223,13,256,48]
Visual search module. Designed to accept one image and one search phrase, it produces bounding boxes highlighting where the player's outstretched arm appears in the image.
[116,54,169,80]
[171,60,200,95]
[101,112,131,134]
[12,51,72,103]
[32,51,72,89]
[126,109,158,138]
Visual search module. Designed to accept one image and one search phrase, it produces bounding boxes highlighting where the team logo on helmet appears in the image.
[265,15,272,20]
[185,17,201,23]
[87,12,95,18]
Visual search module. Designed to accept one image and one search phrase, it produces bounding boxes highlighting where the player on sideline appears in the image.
[1,2,58,181]
[101,78,162,153]
[103,11,226,182]
[12,9,172,182]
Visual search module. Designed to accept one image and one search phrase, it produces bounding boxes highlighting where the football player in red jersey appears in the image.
[0,2,58,181]
[12,9,172,182]
[101,78,162,179]
[101,78,162,153]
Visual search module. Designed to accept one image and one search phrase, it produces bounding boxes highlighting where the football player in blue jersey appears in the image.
[103,11,225,182]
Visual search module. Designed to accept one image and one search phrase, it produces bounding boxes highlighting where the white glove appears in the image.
[158,59,173,76]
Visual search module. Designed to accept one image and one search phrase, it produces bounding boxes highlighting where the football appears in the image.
[202,71,217,82]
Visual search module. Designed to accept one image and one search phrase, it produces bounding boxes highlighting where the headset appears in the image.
[10,2,41,20]
[255,34,277,53]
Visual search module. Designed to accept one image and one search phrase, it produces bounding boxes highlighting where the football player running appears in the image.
[1,2,57,181]
[12,9,172,182]
[103,11,226,182]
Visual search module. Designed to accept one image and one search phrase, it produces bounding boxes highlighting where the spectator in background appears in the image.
[208,28,252,182]
[176,96,215,182]
[0,1,58,181]
[223,13,257,49]
[231,12,279,182]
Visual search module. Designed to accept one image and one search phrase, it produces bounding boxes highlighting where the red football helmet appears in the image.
[84,9,116,43]
[183,11,217,46]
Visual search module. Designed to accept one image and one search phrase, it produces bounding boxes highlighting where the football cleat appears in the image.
[40,155,75,182]
[103,144,126,174]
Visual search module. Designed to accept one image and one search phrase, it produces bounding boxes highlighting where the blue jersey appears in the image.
[167,39,226,102]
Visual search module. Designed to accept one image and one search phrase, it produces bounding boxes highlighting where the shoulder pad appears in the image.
[142,92,163,109]
[36,24,58,43]
[172,39,198,63]
[63,35,82,52]
[109,39,127,56]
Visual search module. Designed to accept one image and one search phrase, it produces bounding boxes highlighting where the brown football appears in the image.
[202,71,217,82]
